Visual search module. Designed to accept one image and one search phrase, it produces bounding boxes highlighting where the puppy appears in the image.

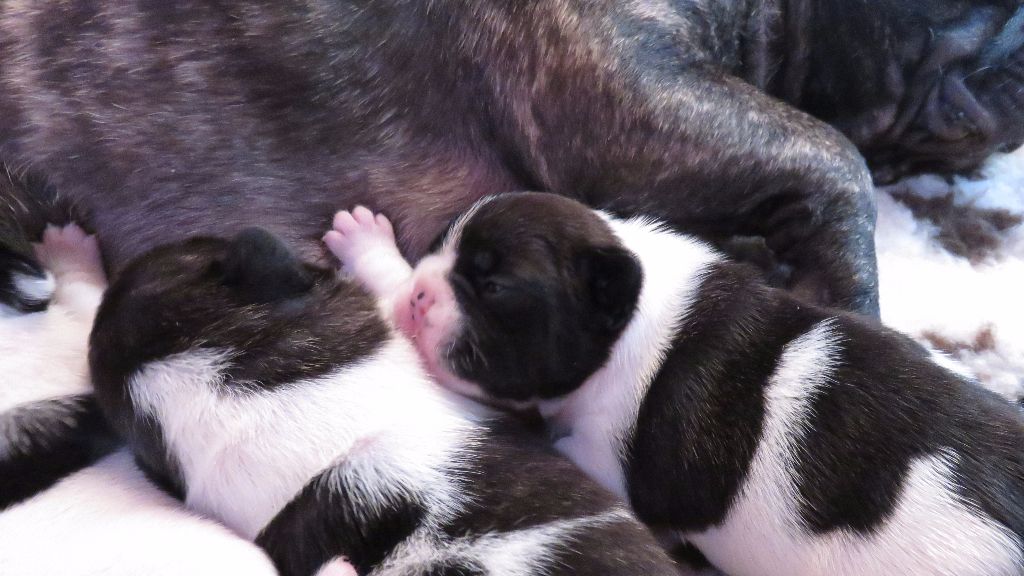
[326,196,1024,576]
[89,227,679,576]
[0,223,278,575]
[0,449,279,576]
[1,224,118,509]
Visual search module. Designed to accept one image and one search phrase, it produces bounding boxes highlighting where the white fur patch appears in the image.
[877,149,1024,400]
[11,270,54,305]
[129,337,478,539]
[0,263,102,415]
[314,558,358,576]
[538,215,722,498]
[373,508,633,576]
[0,450,277,576]
[441,196,498,254]
[928,348,978,381]
[0,307,92,412]
[688,321,1023,576]
[464,508,632,576]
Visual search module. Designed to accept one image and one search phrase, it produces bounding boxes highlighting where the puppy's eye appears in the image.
[473,250,496,274]
[482,280,502,295]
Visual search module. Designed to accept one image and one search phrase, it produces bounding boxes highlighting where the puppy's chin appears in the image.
[432,364,537,413]
[401,308,534,412]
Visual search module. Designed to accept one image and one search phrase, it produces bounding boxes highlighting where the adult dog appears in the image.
[2,1,1024,315]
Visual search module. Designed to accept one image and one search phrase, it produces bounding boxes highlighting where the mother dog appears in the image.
[3,1,1024,315]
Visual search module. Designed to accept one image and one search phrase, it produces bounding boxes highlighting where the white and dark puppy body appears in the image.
[0,224,118,510]
[327,196,1024,576]
[0,449,278,576]
[90,228,678,576]
[0,224,278,575]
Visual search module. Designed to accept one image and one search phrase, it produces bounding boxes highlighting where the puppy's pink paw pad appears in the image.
[33,223,104,278]
[325,207,398,268]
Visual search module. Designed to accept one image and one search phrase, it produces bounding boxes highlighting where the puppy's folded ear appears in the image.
[221,228,314,303]
[575,245,643,333]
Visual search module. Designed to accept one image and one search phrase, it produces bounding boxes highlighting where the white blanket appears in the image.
[878,149,1024,401]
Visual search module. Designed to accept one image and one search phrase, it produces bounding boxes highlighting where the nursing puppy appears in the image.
[1,223,117,509]
[0,221,276,575]
[89,228,679,576]
[326,197,1024,576]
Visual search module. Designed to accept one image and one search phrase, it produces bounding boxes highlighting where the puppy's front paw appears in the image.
[32,224,106,283]
[324,206,401,274]
[323,206,414,299]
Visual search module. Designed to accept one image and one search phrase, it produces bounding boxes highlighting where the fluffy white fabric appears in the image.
[878,149,1024,401]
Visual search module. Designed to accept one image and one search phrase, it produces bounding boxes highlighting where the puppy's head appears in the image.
[398,193,642,403]
[89,228,387,487]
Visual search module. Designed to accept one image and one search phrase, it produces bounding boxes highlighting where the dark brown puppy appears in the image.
[2,1,1024,315]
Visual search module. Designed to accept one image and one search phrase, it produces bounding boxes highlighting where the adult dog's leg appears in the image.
[464,3,878,315]
[563,71,878,316]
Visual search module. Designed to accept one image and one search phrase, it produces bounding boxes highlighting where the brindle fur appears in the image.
[1,1,1023,315]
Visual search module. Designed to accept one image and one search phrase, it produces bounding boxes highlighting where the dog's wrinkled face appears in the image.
[398,193,642,403]
[815,3,1024,181]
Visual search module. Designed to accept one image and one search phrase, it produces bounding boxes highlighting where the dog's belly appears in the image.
[76,149,514,271]
[0,0,524,271]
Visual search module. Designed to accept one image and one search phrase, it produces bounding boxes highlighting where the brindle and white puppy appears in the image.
[326,196,1024,576]
[0,224,278,576]
[1,224,117,509]
[89,227,680,576]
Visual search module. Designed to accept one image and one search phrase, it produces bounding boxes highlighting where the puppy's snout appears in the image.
[409,276,446,325]
[394,253,462,369]
[411,287,432,322]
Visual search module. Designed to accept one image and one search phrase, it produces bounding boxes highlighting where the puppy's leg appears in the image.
[255,456,424,576]
[0,395,118,510]
[31,223,107,320]
[2,225,116,508]
[324,207,412,300]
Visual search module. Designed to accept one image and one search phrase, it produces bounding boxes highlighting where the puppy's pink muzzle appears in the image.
[393,254,461,372]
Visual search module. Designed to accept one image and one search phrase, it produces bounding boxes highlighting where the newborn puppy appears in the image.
[1,224,277,575]
[89,228,678,576]
[326,197,1024,576]
[0,449,278,576]
[1,224,117,509]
